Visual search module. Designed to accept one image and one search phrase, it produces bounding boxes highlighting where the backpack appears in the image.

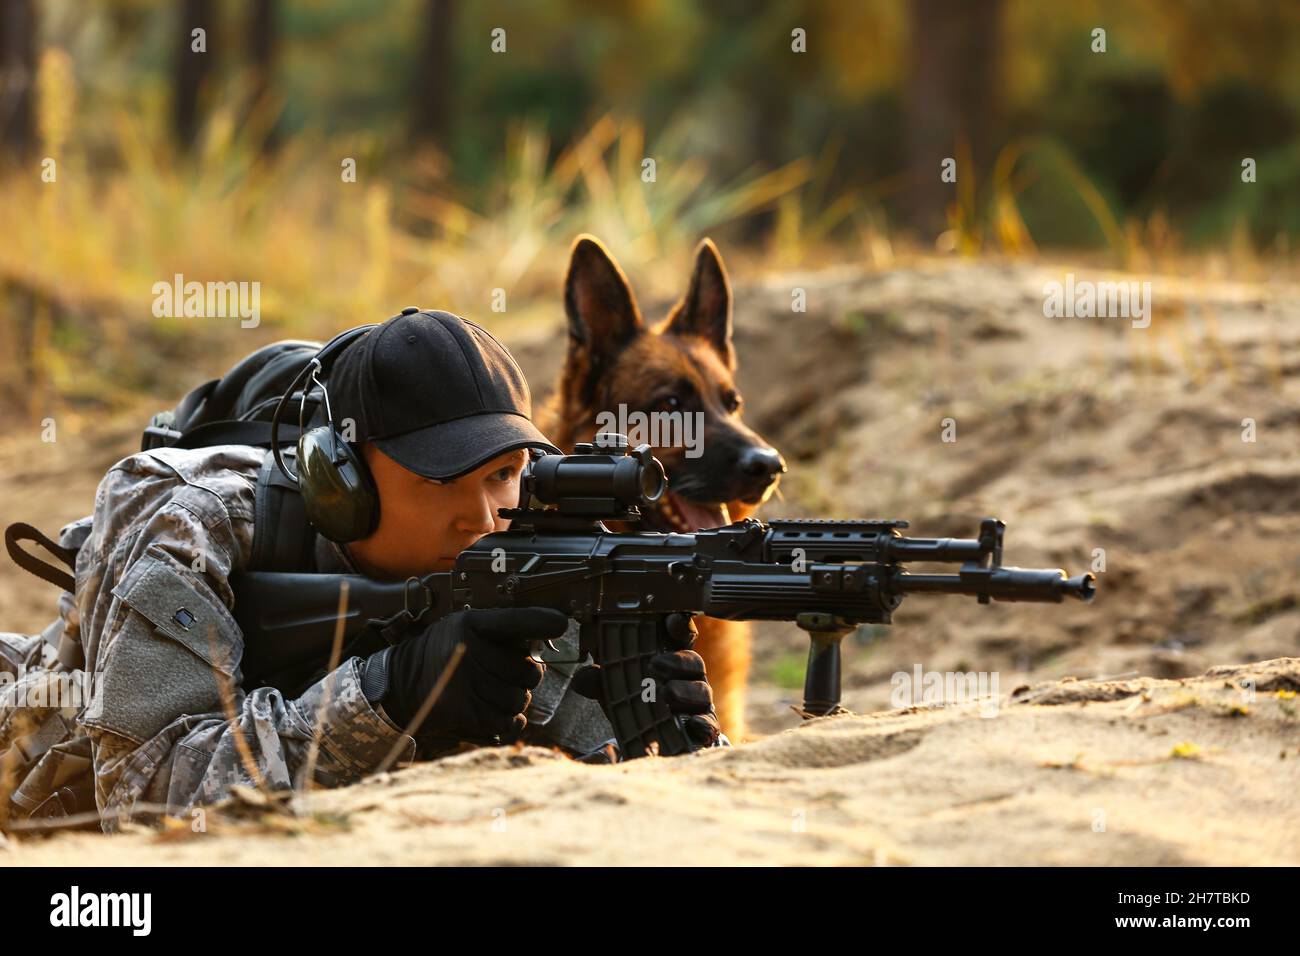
[141,338,323,450]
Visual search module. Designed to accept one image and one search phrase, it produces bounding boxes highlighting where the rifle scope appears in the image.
[527,433,666,515]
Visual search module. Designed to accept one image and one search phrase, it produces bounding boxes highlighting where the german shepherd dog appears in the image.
[538,235,786,740]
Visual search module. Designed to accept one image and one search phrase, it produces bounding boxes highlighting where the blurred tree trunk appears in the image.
[247,0,278,152]
[712,0,787,243]
[413,0,454,144]
[174,0,214,151]
[904,0,1003,237]
[0,0,36,161]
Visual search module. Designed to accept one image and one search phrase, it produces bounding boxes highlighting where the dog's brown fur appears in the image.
[536,235,785,741]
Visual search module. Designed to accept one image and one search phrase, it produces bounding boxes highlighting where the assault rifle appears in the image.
[231,435,1095,757]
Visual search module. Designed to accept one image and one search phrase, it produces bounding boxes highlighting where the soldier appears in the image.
[0,310,721,831]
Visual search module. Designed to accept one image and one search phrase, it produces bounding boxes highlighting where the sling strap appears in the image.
[250,447,318,573]
[4,522,76,593]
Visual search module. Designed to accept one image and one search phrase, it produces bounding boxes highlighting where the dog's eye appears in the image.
[657,395,681,412]
[723,391,743,413]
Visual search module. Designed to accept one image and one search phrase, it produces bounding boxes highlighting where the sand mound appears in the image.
[4,658,1295,866]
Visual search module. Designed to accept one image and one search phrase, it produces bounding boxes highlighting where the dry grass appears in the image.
[0,68,828,421]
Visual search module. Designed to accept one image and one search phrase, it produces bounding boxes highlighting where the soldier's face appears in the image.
[346,445,527,579]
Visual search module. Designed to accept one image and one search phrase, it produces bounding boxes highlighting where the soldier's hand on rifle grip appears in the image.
[653,612,724,749]
[366,607,564,745]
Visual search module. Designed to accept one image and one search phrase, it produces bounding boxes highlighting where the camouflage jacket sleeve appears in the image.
[77,447,414,830]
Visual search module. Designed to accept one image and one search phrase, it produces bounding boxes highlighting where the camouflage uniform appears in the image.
[1,445,613,832]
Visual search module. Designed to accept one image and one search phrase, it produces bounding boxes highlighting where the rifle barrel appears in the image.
[892,567,1096,603]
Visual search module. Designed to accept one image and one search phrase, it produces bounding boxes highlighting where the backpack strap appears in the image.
[170,420,303,451]
[249,448,318,573]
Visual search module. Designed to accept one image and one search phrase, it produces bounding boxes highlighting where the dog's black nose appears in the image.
[738,446,786,480]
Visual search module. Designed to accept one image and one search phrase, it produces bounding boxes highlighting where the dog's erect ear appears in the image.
[667,238,735,369]
[564,235,643,359]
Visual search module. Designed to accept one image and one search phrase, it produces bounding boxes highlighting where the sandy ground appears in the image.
[2,257,1298,864]
[5,657,1296,865]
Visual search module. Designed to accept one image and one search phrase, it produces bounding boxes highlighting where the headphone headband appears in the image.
[314,324,379,367]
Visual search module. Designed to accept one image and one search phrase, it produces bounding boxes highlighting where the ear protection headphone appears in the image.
[270,325,380,543]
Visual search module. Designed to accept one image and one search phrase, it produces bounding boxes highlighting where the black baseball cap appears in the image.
[329,308,560,480]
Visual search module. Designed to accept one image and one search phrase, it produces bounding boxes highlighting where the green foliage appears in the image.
[767,651,808,691]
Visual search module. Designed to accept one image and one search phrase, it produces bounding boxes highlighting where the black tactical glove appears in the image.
[572,612,723,752]
[365,607,565,745]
